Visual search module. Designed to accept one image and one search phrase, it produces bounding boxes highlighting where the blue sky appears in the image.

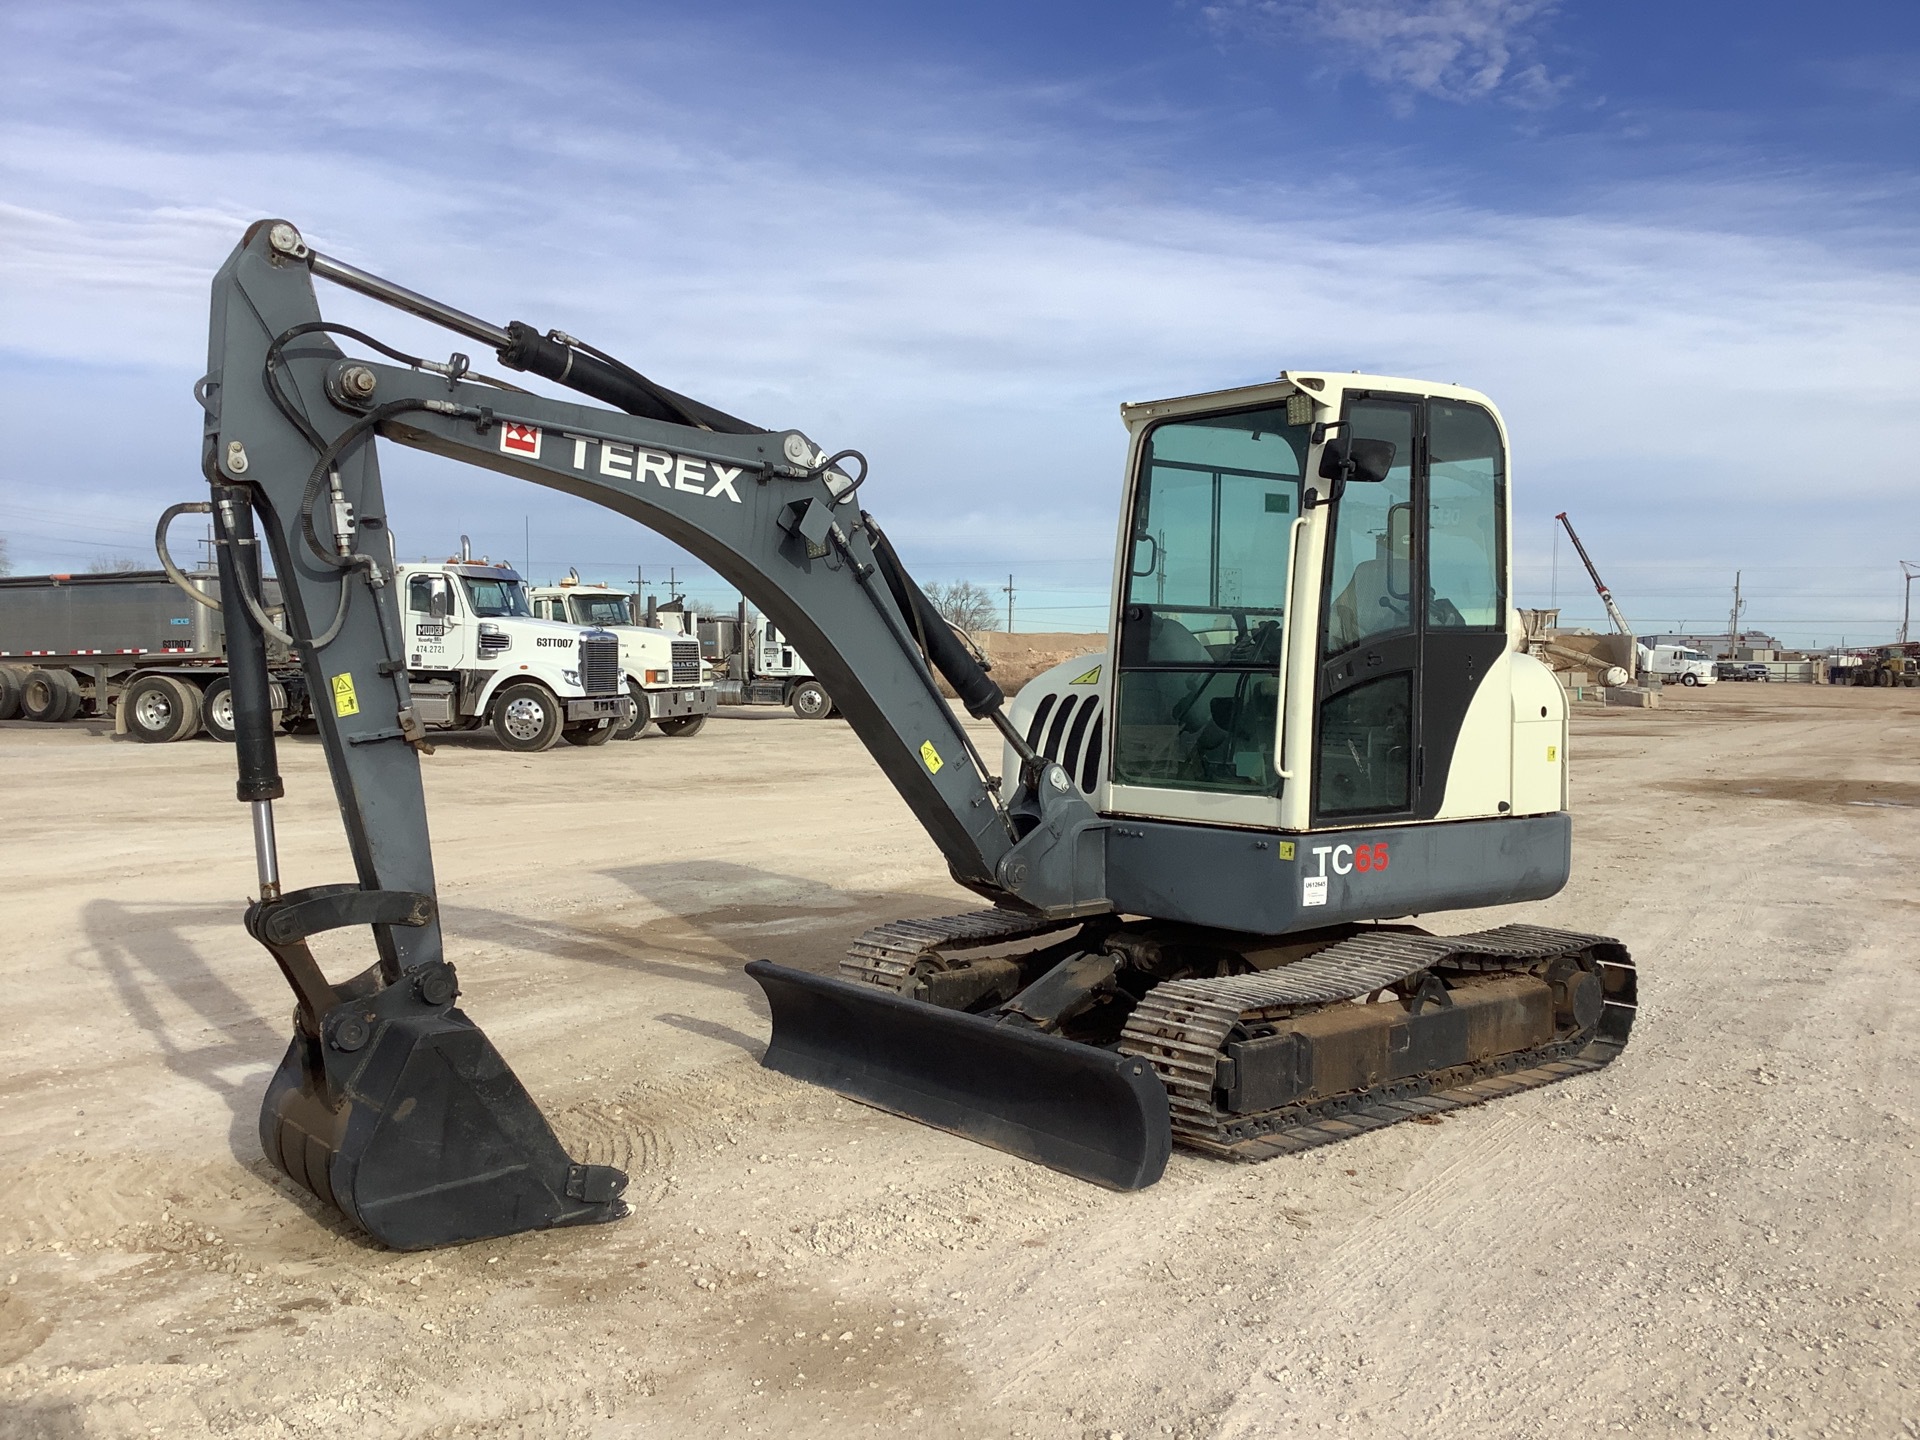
[3,0,1917,645]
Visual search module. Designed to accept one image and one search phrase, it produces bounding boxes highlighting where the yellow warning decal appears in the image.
[1069,665,1102,685]
[920,740,943,774]
[1547,745,1559,763]
[1277,841,1296,861]
[331,672,360,718]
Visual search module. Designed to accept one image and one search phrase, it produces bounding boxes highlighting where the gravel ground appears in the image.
[0,685,1915,1439]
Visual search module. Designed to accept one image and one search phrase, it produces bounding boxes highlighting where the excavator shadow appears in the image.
[443,859,972,992]
[81,897,289,1162]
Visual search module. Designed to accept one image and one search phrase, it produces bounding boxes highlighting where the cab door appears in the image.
[1312,396,1420,822]
[1312,393,1508,824]
[406,573,462,671]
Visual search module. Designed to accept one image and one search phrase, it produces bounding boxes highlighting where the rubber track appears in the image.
[1117,923,1636,1158]
[840,907,1079,993]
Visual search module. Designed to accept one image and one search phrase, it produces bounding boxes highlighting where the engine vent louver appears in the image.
[1022,690,1104,797]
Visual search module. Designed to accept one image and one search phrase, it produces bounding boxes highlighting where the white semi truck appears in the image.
[1636,642,1718,687]
[527,575,714,737]
[397,557,630,749]
[701,604,837,718]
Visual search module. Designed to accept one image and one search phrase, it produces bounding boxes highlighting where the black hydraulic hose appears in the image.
[298,399,442,568]
[493,323,764,434]
[862,517,1005,719]
[266,322,429,452]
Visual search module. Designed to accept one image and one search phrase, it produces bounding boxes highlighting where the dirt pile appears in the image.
[967,631,1105,695]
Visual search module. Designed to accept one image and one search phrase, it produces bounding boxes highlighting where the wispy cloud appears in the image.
[1204,0,1568,109]
[1,2,1915,642]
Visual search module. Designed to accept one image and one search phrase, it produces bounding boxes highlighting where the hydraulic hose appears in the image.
[863,518,1005,719]
[156,502,221,609]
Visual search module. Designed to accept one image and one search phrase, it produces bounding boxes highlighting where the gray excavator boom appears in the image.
[196,220,1157,1246]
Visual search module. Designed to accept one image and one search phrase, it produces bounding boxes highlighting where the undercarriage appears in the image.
[805,909,1637,1170]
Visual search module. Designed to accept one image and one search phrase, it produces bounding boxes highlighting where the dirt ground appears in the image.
[1,685,1915,1440]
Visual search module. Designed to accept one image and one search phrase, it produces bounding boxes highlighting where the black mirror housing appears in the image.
[1318,437,1396,485]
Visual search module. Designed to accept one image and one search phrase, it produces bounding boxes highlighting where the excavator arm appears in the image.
[199,221,1159,1249]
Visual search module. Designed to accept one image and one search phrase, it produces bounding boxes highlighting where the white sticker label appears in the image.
[1302,875,1328,907]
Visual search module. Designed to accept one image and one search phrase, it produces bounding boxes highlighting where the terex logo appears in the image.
[501,422,542,459]
[566,435,744,504]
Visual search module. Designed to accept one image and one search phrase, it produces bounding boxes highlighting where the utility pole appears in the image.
[1901,561,1919,645]
[1551,525,1559,608]
[524,515,530,579]
[1003,574,1015,633]
[1725,572,1743,659]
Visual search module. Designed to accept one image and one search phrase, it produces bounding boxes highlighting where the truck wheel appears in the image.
[790,681,831,719]
[0,667,22,721]
[563,720,617,746]
[123,674,203,742]
[491,682,564,752]
[658,714,706,737]
[203,679,238,742]
[616,682,651,739]
[21,668,81,723]
[1681,673,1699,687]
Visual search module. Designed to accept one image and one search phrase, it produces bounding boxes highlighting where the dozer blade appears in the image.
[746,960,1171,1190]
[260,1002,628,1251]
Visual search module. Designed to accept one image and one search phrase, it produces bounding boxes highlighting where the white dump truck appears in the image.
[528,575,715,737]
[398,557,631,749]
[1636,642,1718,687]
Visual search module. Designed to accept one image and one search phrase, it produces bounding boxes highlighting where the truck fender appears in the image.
[471,664,585,716]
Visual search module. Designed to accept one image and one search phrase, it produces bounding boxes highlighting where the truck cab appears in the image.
[527,577,715,737]
[399,559,630,750]
[1638,643,1717,687]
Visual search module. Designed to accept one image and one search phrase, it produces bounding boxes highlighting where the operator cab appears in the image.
[1096,373,1533,835]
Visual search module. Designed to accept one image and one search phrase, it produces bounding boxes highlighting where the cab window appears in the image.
[408,575,452,619]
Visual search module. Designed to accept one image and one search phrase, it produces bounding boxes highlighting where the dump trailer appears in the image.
[182,220,1636,1250]
[0,559,303,741]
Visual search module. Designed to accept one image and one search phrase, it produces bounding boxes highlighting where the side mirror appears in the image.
[1307,430,1397,509]
[1318,437,1396,486]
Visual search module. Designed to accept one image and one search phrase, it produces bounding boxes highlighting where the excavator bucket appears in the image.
[746,960,1172,1190]
[259,1000,628,1251]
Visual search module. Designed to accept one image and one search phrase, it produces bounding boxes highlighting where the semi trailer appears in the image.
[0,562,299,742]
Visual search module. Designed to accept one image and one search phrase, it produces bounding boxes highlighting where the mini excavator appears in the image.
[191,221,1634,1249]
